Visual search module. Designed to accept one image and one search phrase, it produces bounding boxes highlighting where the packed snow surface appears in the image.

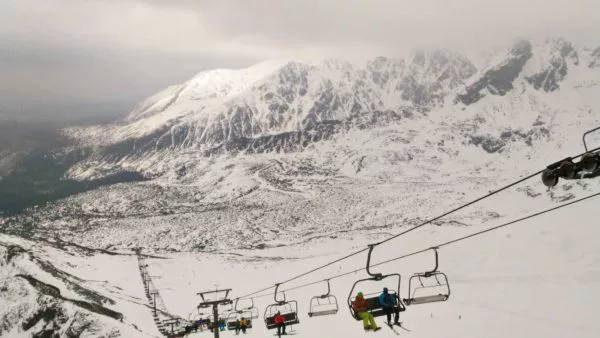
[146,193,600,338]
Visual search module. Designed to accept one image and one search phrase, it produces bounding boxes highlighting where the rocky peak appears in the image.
[524,38,578,92]
[456,40,533,105]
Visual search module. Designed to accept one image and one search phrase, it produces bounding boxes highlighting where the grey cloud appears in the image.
[1,0,598,119]
[141,0,600,54]
[0,44,258,113]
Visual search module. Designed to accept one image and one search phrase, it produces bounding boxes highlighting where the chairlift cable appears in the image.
[242,190,600,300]
[237,167,547,300]
[237,168,539,299]
[237,144,600,301]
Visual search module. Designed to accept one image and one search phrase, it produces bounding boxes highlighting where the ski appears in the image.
[394,322,410,332]
[385,323,400,335]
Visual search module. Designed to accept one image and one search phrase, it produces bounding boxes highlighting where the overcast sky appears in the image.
[1,0,598,120]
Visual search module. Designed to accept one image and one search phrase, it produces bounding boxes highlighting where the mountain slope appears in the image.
[0,234,158,337]
[63,38,599,183]
[1,37,595,254]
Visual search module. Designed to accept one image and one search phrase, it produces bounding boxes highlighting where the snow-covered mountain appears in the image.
[2,36,600,337]
[64,38,599,182]
[0,36,590,253]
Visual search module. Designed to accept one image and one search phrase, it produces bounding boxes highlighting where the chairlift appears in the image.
[218,301,234,319]
[542,126,600,187]
[307,280,339,317]
[195,305,212,327]
[403,247,450,306]
[226,309,254,330]
[348,244,406,320]
[234,297,260,319]
[264,284,300,330]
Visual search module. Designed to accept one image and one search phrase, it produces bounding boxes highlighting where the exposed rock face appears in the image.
[456,40,533,105]
[589,47,600,68]
[525,38,579,92]
[0,243,126,338]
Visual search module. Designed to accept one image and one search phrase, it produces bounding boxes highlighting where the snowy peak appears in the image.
[123,60,292,124]
[63,37,600,180]
[122,84,188,123]
[524,38,579,92]
[366,50,476,106]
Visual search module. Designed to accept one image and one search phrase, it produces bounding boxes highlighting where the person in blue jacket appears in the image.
[379,287,400,325]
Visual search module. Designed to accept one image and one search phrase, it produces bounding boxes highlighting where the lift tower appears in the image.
[197,289,232,338]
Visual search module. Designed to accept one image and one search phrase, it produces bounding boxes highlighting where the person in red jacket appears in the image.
[273,311,286,336]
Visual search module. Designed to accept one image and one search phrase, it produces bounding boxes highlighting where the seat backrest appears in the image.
[351,293,405,320]
[308,308,338,317]
[408,294,448,305]
[283,312,298,322]
[364,296,382,310]
[265,314,298,329]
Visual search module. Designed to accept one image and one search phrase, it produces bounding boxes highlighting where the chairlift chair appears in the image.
[348,244,406,320]
[403,247,451,306]
[307,280,339,317]
[264,284,300,330]
[226,309,254,330]
[217,301,234,321]
[542,126,600,187]
[234,297,260,319]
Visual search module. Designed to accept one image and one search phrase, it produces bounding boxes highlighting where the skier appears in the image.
[234,318,241,335]
[351,292,381,331]
[239,317,249,334]
[379,287,400,326]
[218,318,226,331]
[274,311,287,336]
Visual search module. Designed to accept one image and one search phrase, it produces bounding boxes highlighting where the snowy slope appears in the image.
[140,192,600,338]
[0,234,160,337]
[3,188,598,337]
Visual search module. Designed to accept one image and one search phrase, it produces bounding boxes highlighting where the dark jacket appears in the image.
[379,292,397,307]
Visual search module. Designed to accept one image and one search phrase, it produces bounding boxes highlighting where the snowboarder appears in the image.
[274,311,287,336]
[239,317,249,334]
[352,292,381,331]
[379,287,400,325]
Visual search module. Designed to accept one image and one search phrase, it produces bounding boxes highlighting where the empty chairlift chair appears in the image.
[348,244,406,321]
[234,297,260,320]
[403,247,451,306]
[308,280,339,317]
[264,284,300,330]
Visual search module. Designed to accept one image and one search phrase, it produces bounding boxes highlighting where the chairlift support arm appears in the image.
[583,126,600,152]
[366,244,383,280]
[424,247,439,277]
[320,280,332,298]
[274,283,286,304]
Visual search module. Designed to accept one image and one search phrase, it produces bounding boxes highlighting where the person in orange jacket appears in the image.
[239,317,249,334]
[352,292,381,331]
[273,311,287,336]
